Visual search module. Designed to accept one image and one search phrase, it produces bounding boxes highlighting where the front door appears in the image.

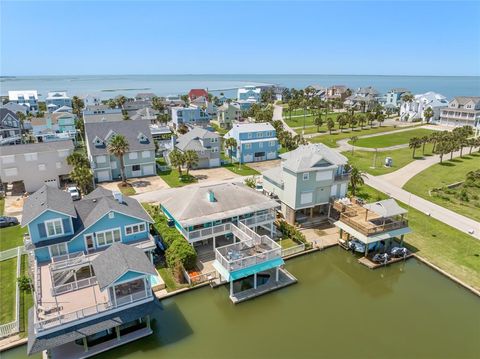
[85,234,95,253]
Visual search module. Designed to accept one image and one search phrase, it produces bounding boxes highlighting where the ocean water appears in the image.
[1,74,479,100]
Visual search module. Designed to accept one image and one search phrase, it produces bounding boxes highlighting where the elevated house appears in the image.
[326,85,349,101]
[400,91,448,122]
[8,90,39,113]
[216,103,241,129]
[0,108,22,145]
[174,127,221,168]
[30,112,77,142]
[384,88,410,111]
[262,144,350,225]
[83,105,123,124]
[135,92,157,102]
[0,140,74,192]
[438,96,480,129]
[237,86,261,110]
[344,87,380,111]
[83,95,101,107]
[1,101,30,115]
[22,186,160,358]
[224,123,279,163]
[170,106,210,128]
[85,120,156,182]
[45,91,72,113]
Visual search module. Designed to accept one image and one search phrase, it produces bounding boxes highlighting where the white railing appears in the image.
[52,276,97,295]
[281,243,305,257]
[181,267,217,286]
[0,247,22,338]
[0,246,26,261]
[50,252,86,271]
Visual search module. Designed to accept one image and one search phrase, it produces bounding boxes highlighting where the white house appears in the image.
[400,92,448,122]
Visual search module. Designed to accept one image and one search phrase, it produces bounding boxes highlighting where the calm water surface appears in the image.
[5,248,479,359]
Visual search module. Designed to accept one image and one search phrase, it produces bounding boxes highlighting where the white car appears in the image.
[66,186,81,200]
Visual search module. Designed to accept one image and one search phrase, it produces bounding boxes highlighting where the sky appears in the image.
[1,1,479,76]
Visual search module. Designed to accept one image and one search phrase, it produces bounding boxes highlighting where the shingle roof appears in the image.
[21,185,77,226]
[176,127,219,152]
[227,122,275,134]
[453,96,480,105]
[92,243,157,290]
[279,144,348,172]
[189,89,208,99]
[85,119,154,156]
[363,199,407,218]
[158,182,279,227]
[0,140,74,156]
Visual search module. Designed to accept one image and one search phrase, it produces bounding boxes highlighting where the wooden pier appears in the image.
[358,253,414,269]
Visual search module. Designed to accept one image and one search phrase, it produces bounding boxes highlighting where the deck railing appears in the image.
[52,276,97,296]
[281,243,305,257]
[339,213,408,236]
[50,252,86,271]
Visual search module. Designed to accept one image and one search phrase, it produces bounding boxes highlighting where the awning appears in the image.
[334,220,412,244]
[213,258,284,282]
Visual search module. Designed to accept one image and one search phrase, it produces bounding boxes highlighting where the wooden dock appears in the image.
[358,253,414,269]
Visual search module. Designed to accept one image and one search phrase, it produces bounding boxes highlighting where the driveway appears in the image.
[248,159,281,173]
[99,176,169,194]
[190,167,240,183]
[3,194,25,218]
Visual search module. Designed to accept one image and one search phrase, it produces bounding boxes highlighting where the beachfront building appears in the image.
[45,91,72,113]
[262,144,350,225]
[216,103,241,129]
[400,91,448,122]
[85,119,156,182]
[326,85,349,101]
[30,112,77,142]
[384,88,410,110]
[224,123,279,163]
[8,90,39,113]
[170,106,210,128]
[188,89,208,102]
[331,197,411,257]
[174,127,221,168]
[22,186,159,358]
[438,97,480,129]
[83,95,101,107]
[237,86,261,110]
[83,105,123,123]
[344,87,380,111]
[0,108,22,146]
[0,140,74,192]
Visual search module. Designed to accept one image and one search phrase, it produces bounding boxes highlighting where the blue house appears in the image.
[45,91,72,113]
[22,186,161,358]
[224,122,279,163]
[170,105,210,128]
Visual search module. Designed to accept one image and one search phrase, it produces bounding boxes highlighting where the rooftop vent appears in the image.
[113,191,123,204]
[206,190,215,203]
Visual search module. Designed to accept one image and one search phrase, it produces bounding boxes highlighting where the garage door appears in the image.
[44,179,58,188]
[209,158,220,167]
[143,165,155,176]
[97,170,110,182]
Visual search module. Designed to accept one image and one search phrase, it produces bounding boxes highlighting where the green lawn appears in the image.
[156,265,189,292]
[350,128,435,148]
[0,198,4,215]
[357,185,480,291]
[344,143,434,176]
[19,255,33,336]
[117,183,136,196]
[222,163,260,176]
[403,152,480,222]
[0,225,26,251]
[309,126,399,148]
[279,238,297,249]
[285,112,340,129]
[0,257,17,323]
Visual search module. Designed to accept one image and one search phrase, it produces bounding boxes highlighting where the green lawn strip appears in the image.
[0,198,4,215]
[309,126,398,147]
[344,143,434,176]
[19,254,33,336]
[156,159,197,188]
[0,257,17,324]
[278,238,297,249]
[0,225,26,251]
[285,112,340,129]
[156,265,189,292]
[222,163,260,176]
[357,185,480,291]
[350,128,435,148]
[403,152,480,222]
[117,183,136,196]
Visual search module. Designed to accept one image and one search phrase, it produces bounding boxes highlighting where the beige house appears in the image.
[216,103,240,129]
[438,96,480,129]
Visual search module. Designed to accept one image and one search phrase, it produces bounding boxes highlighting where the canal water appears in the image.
[5,248,479,359]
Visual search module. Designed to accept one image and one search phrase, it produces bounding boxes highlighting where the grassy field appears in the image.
[156,159,197,188]
[403,152,480,222]
[309,126,399,148]
[0,198,4,215]
[279,238,297,249]
[0,224,26,251]
[117,183,136,196]
[222,163,260,176]
[19,255,33,336]
[0,257,17,323]
[156,265,189,292]
[285,112,340,129]
[344,143,434,176]
[357,185,480,291]
[350,128,435,148]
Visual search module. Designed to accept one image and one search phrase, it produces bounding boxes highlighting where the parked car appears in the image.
[66,186,81,201]
[0,216,19,228]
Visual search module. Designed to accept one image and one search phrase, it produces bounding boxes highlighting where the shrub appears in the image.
[277,220,309,247]
[166,239,197,270]
[17,275,32,292]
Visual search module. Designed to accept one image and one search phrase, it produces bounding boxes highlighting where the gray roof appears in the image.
[83,113,124,123]
[21,185,77,226]
[176,127,219,152]
[0,139,74,156]
[279,144,348,173]
[85,119,155,156]
[27,300,159,354]
[92,242,157,290]
[0,108,19,124]
[158,182,280,227]
[363,199,407,218]
[453,96,480,105]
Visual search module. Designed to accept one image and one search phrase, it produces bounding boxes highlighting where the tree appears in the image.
[107,134,129,184]
[70,165,93,195]
[177,124,189,134]
[337,114,348,132]
[423,107,434,123]
[401,93,414,103]
[169,149,185,175]
[435,140,451,164]
[244,176,257,189]
[356,113,366,129]
[67,152,89,168]
[350,136,358,155]
[409,137,422,158]
[183,150,199,176]
[152,97,165,112]
[116,95,127,110]
[224,137,237,163]
[376,113,386,127]
[71,96,84,117]
[421,135,430,155]
[327,118,335,134]
[366,111,376,127]
[346,165,365,196]
[107,99,117,109]
[156,113,170,125]
[314,113,324,132]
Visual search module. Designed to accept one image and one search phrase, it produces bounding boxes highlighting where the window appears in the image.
[110,161,117,169]
[56,162,62,169]
[132,164,141,171]
[141,151,150,158]
[316,171,332,181]
[38,164,46,171]
[303,172,309,181]
[211,137,218,143]
[45,219,64,237]
[1,155,15,164]
[257,132,263,138]
[49,243,67,258]
[259,142,263,148]
[300,192,313,205]
[96,228,121,247]
[211,147,219,153]
[245,143,252,150]
[4,168,18,177]
[125,223,146,235]
[247,133,252,139]
[270,140,276,147]
[57,149,70,158]
[96,155,106,164]
[129,152,138,160]
[108,212,115,219]
[24,153,38,161]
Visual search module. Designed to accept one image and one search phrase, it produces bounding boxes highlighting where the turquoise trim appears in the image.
[213,258,284,282]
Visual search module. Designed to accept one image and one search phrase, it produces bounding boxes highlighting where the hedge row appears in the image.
[277,220,310,248]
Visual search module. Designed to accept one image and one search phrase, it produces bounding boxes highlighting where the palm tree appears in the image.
[183,150,199,176]
[151,97,165,112]
[435,140,451,164]
[338,114,347,133]
[350,136,358,155]
[429,131,442,153]
[107,134,129,184]
[314,113,324,132]
[409,137,422,158]
[224,137,237,163]
[107,99,117,109]
[366,111,375,127]
[327,118,335,134]
[169,149,184,176]
[70,166,93,195]
[423,107,434,123]
[346,165,365,196]
[421,135,430,155]
[116,95,127,110]
[401,93,414,103]
[376,113,386,127]
[71,96,84,117]
[66,152,89,168]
